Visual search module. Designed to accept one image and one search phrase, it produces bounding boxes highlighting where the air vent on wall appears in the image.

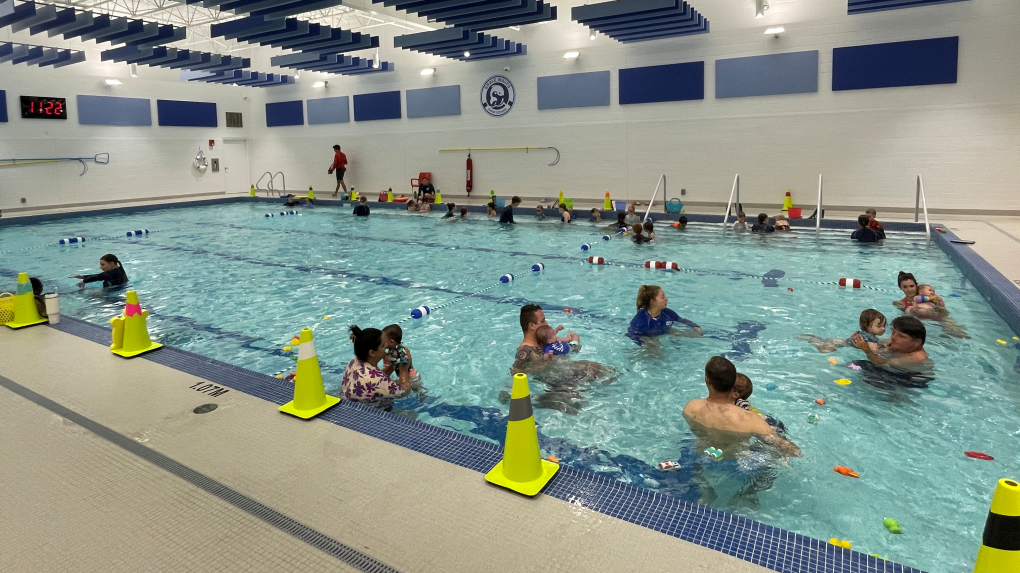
[226,112,243,127]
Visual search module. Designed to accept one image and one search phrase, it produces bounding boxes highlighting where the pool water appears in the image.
[3,202,1019,573]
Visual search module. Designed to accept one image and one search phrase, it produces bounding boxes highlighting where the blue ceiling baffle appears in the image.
[182,0,344,19]
[101,45,252,73]
[270,52,394,75]
[848,0,969,14]
[0,1,186,47]
[375,0,556,30]
[210,16,379,54]
[187,70,296,87]
[0,41,85,67]
[393,28,526,61]
[572,0,709,43]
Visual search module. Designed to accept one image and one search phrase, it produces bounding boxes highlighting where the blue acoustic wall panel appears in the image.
[0,90,7,122]
[406,85,460,119]
[619,61,704,105]
[76,95,151,126]
[156,99,217,127]
[307,96,349,125]
[353,90,401,121]
[265,100,304,127]
[716,51,818,99]
[537,71,611,110]
[833,36,958,91]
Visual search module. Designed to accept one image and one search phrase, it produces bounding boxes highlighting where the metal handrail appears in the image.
[272,172,286,196]
[815,174,823,231]
[916,175,931,240]
[721,174,739,227]
[255,171,273,195]
[642,174,665,222]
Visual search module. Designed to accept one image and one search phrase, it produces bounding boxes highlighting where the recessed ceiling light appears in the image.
[312,81,326,88]
[564,50,580,59]
[104,78,121,86]
[765,26,785,35]
[129,63,138,77]
[464,51,471,57]
[589,30,597,41]
[420,67,436,76]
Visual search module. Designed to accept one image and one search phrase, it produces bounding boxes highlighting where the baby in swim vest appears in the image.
[382,324,422,397]
[799,309,886,353]
[732,373,758,413]
[909,284,946,314]
[536,325,571,358]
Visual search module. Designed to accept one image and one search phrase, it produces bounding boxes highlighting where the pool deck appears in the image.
[0,324,765,573]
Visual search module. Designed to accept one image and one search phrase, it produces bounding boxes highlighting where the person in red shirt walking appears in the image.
[328,144,348,198]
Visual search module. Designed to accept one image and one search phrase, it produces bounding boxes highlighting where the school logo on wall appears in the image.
[481,75,515,117]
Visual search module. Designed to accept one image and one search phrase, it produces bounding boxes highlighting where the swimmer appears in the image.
[627,285,703,345]
[559,203,572,224]
[732,373,754,411]
[589,208,602,223]
[460,207,468,218]
[774,214,790,231]
[382,324,424,400]
[535,205,546,220]
[631,223,648,244]
[486,202,497,218]
[608,211,627,232]
[353,196,370,216]
[751,213,774,234]
[443,202,456,219]
[283,193,299,207]
[301,197,315,207]
[512,304,580,374]
[499,196,521,224]
[799,309,887,353]
[71,254,128,288]
[851,316,928,369]
[536,324,577,358]
[418,200,431,214]
[624,204,640,226]
[893,271,918,310]
[908,284,946,315]
[406,200,418,212]
[732,211,747,231]
[643,221,656,241]
[676,216,688,231]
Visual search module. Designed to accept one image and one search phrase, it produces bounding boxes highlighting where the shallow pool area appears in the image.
[3,201,1019,573]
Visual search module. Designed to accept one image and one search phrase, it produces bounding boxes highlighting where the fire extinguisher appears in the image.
[466,152,473,195]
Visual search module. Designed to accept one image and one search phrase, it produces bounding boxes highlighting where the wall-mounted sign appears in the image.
[20,96,67,119]
[481,75,515,118]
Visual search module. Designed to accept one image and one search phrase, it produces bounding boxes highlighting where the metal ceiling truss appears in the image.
[572,0,709,43]
[0,0,187,46]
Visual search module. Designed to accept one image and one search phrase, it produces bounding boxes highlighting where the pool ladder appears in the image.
[255,171,287,196]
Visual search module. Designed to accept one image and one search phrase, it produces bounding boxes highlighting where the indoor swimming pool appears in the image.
[2,201,1018,573]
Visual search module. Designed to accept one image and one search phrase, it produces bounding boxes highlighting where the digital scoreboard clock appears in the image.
[20,96,67,119]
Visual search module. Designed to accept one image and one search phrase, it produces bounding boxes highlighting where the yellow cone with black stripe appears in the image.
[5,273,48,329]
[279,328,339,419]
[109,290,162,357]
[974,478,1020,573]
[485,373,559,496]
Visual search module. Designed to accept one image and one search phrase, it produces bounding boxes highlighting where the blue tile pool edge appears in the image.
[43,315,927,573]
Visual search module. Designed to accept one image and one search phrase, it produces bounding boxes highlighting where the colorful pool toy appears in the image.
[815,398,826,405]
[828,538,852,550]
[282,345,292,351]
[834,466,860,478]
[996,339,1007,345]
[807,413,820,424]
[964,451,994,461]
[658,460,681,471]
[704,447,723,460]
[828,357,839,364]
[834,378,852,386]
[848,363,862,370]
[883,517,903,534]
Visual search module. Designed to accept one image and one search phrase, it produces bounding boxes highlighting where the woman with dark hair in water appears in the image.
[892,271,969,338]
[341,325,410,408]
[72,254,128,288]
[893,271,918,311]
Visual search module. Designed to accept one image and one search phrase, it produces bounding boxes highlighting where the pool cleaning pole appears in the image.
[816,174,823,231]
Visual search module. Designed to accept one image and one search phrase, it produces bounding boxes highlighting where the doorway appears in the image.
[222,139,250,194]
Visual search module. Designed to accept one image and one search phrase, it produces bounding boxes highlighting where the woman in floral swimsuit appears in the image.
[341,326,411,408]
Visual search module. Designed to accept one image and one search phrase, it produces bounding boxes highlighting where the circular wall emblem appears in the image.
[481,75,515,117]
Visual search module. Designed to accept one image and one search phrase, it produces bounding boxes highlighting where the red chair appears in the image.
[411,172,431,194]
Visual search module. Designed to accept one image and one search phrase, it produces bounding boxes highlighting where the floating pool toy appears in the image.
[672,222,680,227]
[658,460,681,471]
[766,383,778,391]
[828,538,852,550]
[581,243,592,251]
[807,413,820,424]
[834,466,860,478]
[834,378,852,386]
[323,315,330,321]
[588,256,606,265]
[838,278,862,289]
[643,477,660,488]
[815,398,826,405]
[411,305,431,319]
[283,345,292,352]
[275,374,283,379]
[849,363,862,370]
[532,263,545,272]
[290,337,300,345]
[788,287,793,292]
[1014,336,1019,341]
[546,455,560,463]
[704,447,723,460]
[964,451,994,461]
[996,339,1007,345]
[500,273,515,283]
[563,308,572,313]
[828,358,839,364]
[883,518,903,534]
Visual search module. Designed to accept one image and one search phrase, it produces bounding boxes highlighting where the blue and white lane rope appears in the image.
[401,262,547,324]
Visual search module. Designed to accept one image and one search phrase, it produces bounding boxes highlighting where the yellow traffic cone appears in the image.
[4,273,47,329]
[974,478,1020,573]
[604,191,612,210]
[351,188,357,200]
[279,328,339,419]
[387,188,393,202]
[485,373,559,496]
[308,185,315,200]
[109,290,162,357]
[250,184,256,197]
[435,190,443,204]
[783,190,793,211]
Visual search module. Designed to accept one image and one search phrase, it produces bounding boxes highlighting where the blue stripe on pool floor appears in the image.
[46,315,926,573]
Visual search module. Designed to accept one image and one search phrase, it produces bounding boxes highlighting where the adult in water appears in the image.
[513,304,579,373]
[892,271,918,311]
[71,254,128,288]
[627,285,703,345]
[341,325,410,409]
[851,315,930,371]
[891,271,969,338]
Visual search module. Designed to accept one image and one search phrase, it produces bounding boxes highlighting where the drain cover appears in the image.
[193,403,218,414]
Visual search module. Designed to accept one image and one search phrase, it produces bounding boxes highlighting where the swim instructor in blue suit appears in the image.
[627,285,703,345]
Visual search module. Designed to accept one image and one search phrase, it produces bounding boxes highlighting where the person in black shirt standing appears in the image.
[353,196,371,216]
[851,214,881,242]
[751,213,775,234]
[72,254,128,288]
[499,196,521,224]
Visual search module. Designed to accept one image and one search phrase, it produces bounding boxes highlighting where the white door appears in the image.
[222,140,250,194]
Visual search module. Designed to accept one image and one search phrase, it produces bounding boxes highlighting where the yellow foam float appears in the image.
[834,379,852,386]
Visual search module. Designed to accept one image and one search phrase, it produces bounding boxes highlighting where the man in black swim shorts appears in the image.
[329,144,348,198]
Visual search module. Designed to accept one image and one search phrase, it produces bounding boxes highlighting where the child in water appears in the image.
[731,373,755,412]
[536,324,575,358]
[643,221,656,241]
[631,223,648,244]
[909,284,946,314]
[487,203,497,217]
[382,324,423,400]
[799,309,887,353]
[535,205,546,220]
[589,208,602,223]
[460,207,468,218]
